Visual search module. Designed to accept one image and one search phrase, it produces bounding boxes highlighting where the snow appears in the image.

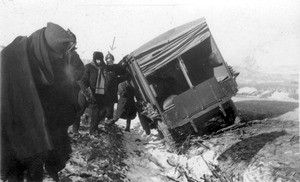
[274,108,299,122]
[238,87,257,94]
[258,90,272,98]
[114,93,299,182]
[268,91,292,101]
[115,118,219,182]
[237,87,298,102]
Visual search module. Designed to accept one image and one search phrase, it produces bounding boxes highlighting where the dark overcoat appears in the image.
[1,28,84,176]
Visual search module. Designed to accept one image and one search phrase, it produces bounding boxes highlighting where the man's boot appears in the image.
[125,119,131,132]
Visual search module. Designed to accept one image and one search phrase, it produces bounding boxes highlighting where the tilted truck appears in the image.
[123,18,239,150]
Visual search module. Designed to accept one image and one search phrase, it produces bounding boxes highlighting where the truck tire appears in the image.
[170,123,194,141]
[157,120,176,152]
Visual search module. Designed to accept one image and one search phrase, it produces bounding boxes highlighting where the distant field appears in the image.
[238,82,298,90]
[236,82,298,100]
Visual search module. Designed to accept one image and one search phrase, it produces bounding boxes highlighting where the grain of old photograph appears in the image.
[0,0,299,181]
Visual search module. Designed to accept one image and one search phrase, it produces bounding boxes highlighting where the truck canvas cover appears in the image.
[131,18,211,76]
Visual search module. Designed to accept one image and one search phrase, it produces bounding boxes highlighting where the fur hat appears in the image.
[93,51,104,61]
[44,22,75,54]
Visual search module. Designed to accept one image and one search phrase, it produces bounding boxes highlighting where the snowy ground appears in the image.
[116,95,299,182]
[43,80,299,182]
[118,118,219,182]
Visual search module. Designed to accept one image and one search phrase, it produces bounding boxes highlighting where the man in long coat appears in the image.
[1,22,84,181]
[79,52,128,135]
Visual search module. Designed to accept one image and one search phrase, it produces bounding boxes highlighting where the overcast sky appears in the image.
[1,0,299,72]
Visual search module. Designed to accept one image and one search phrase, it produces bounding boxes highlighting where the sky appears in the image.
[1,0,300,73]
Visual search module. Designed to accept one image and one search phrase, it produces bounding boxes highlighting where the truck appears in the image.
[123,18,239,150]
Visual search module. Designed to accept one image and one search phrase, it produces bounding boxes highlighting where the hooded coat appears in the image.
[1,26,84,177]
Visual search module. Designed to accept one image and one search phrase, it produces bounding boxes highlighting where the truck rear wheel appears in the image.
[157,120,176,152]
